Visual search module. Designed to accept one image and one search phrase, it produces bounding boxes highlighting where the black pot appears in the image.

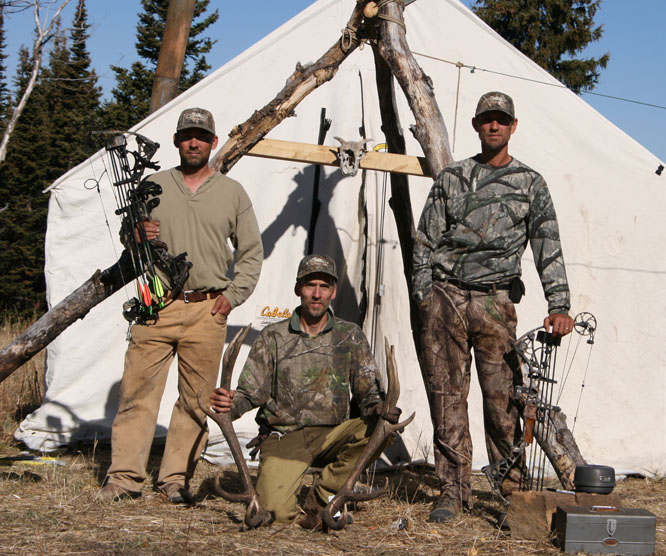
[574,464,616,494]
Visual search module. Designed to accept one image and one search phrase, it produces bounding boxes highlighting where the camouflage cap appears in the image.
[474,91,515,119]
[296,254,338,281]
[176,107,216,134]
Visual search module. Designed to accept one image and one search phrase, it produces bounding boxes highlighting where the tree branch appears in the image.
[210,2,365,174]
[0,0,71,162]
[0,251,136,383]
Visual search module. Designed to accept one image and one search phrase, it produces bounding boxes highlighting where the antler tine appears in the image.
[198,325,272,528]
[220,326,252,389]
[321,337,415,531]
[197,398,253,501]
[384,337,399,410]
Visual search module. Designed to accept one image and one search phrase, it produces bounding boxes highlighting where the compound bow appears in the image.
[92,131,192,325]
[482,312,597,502]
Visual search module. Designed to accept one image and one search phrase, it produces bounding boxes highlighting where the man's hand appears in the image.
[543,313,574,337]
[210,387,235,413]
[370,402,402,424]
[211,294,232,317]
[135,220,160,243]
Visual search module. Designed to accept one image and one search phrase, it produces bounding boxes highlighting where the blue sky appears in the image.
[4,0,664,162]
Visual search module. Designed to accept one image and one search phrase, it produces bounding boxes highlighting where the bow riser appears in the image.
[98,131,192,326]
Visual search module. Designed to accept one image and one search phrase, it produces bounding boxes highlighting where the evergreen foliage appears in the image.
[0,47,52,317]
[0,0,101,318]
[0,8,11,131]
[48,0,102,172]
[0,0,218,318]
[101,0,218,130]
[471,0,609,92]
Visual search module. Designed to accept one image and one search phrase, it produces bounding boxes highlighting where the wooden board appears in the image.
[246,138,431,178]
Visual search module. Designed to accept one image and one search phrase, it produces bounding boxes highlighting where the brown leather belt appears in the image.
[175,290,223,303]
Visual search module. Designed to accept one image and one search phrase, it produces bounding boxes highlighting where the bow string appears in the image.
[92,131,192,326]
[482,312,597,502]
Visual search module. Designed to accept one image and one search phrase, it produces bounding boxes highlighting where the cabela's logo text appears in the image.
[260,306,292,319]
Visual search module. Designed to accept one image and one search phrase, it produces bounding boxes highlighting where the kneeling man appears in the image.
[210,254,398,528]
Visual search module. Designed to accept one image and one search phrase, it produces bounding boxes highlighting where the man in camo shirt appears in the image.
[210,254,398,528]
[412,91,574,522]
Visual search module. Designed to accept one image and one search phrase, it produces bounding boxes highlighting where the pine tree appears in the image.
[471,0,609,92]
[0,47,52,317]
[0,1,101,318]
[48,0,102,172]
[102,0,218,130]
[0,7,12,132]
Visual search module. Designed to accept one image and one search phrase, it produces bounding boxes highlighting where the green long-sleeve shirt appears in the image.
[145,168,263,308]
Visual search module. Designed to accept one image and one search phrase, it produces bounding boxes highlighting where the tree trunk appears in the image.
[372,1,452,177]
[0,251,137,383]
[149,0,196,114]
[0,0,72,162]
[537,409,586,490]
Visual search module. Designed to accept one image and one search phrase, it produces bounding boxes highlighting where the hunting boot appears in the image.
[428,495,460,523]
[297,487,326,531]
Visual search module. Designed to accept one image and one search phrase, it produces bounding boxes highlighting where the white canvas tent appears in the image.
[16,0,666,476]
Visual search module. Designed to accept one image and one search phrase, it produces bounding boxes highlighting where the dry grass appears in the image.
[0,319,45,448]
[0,320,664,555]
[1,455,664,556]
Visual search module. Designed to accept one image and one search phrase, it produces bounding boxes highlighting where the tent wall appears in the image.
[17,0,666,475]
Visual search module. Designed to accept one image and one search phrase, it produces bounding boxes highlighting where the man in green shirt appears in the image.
[99,108,263,505]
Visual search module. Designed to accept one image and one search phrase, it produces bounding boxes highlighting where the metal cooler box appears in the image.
[553,505,656,555]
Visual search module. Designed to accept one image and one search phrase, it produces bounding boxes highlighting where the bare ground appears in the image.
[0,439,664,556]
[0,322,663,555]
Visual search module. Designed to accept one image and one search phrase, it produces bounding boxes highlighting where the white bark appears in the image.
[0,0,71,162]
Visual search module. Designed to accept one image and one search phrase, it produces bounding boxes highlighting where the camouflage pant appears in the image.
[418,281,522,504]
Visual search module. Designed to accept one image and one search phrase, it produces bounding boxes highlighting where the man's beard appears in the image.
[181,152,209,171]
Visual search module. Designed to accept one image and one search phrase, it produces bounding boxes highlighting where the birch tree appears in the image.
[0,0,71,162]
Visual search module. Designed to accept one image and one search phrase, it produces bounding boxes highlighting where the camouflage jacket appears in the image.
[412,156,570,314]
[230,308,384,432]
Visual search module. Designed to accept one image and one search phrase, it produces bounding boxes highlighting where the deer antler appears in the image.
[321,337,415,530]
[198,325,273,528]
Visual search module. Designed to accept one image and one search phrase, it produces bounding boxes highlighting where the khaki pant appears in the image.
[418,281,522,504]
[256,418,379,523]
[105,297,227,491]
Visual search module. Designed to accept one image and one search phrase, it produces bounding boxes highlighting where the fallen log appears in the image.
[0,251,137,384]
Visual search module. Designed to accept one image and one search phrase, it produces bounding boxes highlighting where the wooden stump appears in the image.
[507,490,624,540]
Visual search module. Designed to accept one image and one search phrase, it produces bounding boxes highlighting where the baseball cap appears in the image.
[296,254,338,281]
[176,107,216,134]
[475,91,515,119]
